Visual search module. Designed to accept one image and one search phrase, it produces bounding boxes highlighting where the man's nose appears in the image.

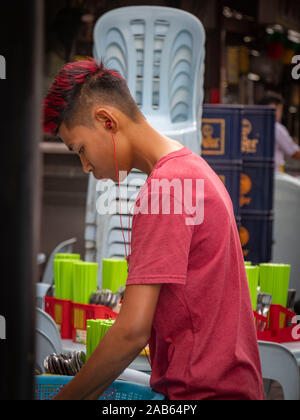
[80,155,93,174]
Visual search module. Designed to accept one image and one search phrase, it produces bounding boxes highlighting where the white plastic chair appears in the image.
[35,308,62,373]
[93,6,205,154]
[272,173,300,300]
[85,171,141,285]
[37,238,77,307]
[36,283,51,310]
[258,341,300,400]
[41,237,77,285]
[86,7,205,282]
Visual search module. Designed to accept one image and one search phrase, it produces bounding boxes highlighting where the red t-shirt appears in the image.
[126,146,265,400]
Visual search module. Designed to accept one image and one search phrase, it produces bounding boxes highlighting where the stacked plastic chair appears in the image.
[273,173,300,300]
[84,6,206,285]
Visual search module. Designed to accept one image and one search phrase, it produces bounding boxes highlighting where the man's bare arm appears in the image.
[54,283,161,400]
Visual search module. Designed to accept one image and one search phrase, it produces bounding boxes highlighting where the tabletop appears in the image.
[62,339,300,371]
[62,339,151,373]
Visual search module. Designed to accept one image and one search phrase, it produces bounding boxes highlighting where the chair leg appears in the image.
[263,379,272,397]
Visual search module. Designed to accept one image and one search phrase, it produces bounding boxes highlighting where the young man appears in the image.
[260,93,300,172]
[43,58,265,400]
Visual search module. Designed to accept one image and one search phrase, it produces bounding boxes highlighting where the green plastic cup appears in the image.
[86,319,115,359]
[245,266,259,311]
[55,253,81,260]
[53,254,82,300]
[53,259,77,300]
[73,261,98,304]
[259,263,291,308]
[102,259,128,293]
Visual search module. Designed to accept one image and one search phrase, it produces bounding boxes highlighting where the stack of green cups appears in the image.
[53,254,81,300]
[245,266,259,311]
[86,319,115,359]
[244,261,252,266]
[102,259,128,293]
[259,263,291,308]
[55,253,81,261]
[73,261,98,304]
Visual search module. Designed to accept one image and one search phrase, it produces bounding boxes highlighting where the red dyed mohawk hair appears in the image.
[43,57,124,137]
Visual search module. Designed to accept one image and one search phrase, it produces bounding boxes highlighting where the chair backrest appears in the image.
[35,308,62,373]
[258,341,300,400]
[41,237,77,285]
[36,283,51,310]
[273,173,300,299]
[87,7,206,279]
[85,170,144,285]
[93,6,205,139]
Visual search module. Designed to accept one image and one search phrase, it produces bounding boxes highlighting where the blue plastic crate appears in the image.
[240,211,273,265]
[35,375,165,400]
[205,159,242,218]
[241,106,275,160]
[202,105,242,161]
[240,158,275,212]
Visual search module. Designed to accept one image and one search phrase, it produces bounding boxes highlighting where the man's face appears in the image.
[58,122,120,181]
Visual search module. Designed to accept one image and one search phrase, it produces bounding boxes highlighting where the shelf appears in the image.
[40,142,74,155]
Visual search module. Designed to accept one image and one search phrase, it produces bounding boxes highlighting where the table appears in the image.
[62,339,300,370]
[281,342,300,365]
[62,339,151,373]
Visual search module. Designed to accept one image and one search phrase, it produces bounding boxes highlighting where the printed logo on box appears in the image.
[239,226,250,257]
[218,174,226,185]
[240,173,252,207]
[201,119,225,155]
[241,119,259,154]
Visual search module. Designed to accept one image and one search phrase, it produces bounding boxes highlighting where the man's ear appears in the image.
[94,107,118,133]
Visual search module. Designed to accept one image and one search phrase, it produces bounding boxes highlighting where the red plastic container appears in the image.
[72,302,118,344]
[268,305,300,343]
[253,311,273,341]
[44,296,73,339]
[254,305,300,343]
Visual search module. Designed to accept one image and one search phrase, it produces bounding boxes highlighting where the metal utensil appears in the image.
[287,289,297,311]
[256,293,272,332]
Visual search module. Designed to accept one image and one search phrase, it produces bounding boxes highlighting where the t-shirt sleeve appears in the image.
[126,191,194,286]
[276,122,300,157]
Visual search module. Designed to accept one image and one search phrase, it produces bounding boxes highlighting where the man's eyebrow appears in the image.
[57,136,75,152]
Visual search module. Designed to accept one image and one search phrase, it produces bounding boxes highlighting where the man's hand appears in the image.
[54,283,161,400]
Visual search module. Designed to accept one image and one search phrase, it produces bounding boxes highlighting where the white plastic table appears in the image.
[62,339,300,370]
[61,339,151,373]
[281,342,300,365]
